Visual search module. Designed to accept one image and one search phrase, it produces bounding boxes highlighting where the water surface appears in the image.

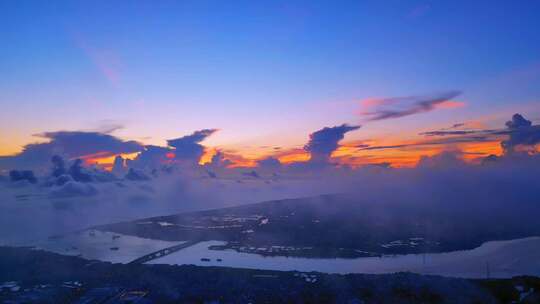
[147,237,540,278]
[35,230,185,263]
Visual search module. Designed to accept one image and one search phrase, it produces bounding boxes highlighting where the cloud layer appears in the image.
[1,113,540,247]
[0,131,143,171]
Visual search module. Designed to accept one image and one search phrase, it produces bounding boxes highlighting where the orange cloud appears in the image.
[278,152,310,164]
[434,100,466,109]
[199,148,216,165]
[82,152,140,170]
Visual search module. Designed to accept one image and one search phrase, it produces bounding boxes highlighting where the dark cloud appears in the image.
[208,151,233,169]
[242,170,260,179]
[51,155,66,177]
[128,129,218,170]
[361,91,462,121]
[9,170,37,184]
[356,144,369,149]
[448,123,465,129]
[127,145,173,169]
[112,155,127,176]
[501,114,540,154]
[0,131,143,171]
[202,151,234,179]
[257,157,282,170]
[68,159,93,182]
[355,144,370,148]
[125,168,151,181]
[506,113,532,129]
[167,129,217,161]
[304,124,361,164]
[37,131,142,156]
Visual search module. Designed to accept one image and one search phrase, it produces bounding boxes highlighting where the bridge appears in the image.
[128,240,200,264]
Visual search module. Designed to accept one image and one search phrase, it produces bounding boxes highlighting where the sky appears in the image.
[2,0,540,168]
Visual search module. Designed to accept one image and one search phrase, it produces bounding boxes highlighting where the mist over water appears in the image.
[1,149,540,248]
[0,174,344,245]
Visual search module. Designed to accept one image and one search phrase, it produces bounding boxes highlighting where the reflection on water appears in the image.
[34,230,185,264]
[35,230,540,278]
[147,237,540,278]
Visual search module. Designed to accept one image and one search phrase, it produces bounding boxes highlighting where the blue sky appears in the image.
[1,0,540,162]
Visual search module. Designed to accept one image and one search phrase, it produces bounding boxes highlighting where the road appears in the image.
[128,240,200,264]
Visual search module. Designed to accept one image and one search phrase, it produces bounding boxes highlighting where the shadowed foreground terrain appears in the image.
[1,247,539,303]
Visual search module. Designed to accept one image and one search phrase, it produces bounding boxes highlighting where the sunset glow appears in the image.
[2,2,540,301]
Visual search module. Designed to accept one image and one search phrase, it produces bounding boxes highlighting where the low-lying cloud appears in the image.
[501,114,540,154]
[0,131,143,172]
[0,113,540,248]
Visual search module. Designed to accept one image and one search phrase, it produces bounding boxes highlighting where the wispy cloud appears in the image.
[443,123,465,130]
[419,130,496,137]
[359,136,496,151]
[73,33,122,87]
[360,91,463,121]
